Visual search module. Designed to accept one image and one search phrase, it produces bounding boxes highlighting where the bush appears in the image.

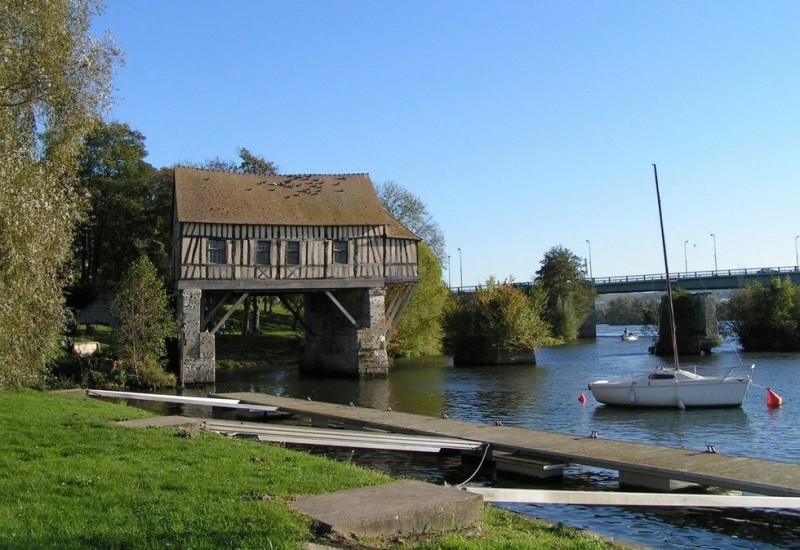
[728,277,800,351]
[110,256,176,388]
[443,277,549,365]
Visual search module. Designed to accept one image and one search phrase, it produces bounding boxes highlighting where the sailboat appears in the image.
[588,165,754,409]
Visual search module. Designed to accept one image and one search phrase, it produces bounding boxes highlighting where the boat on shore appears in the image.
[589,165,753,409]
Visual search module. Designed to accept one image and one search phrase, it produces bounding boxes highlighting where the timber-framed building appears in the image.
[173,167,419,384]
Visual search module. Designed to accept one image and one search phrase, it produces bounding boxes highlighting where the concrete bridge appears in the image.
[453,266,800,295]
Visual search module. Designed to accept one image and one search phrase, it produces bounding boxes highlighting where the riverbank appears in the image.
[0,390,618,549]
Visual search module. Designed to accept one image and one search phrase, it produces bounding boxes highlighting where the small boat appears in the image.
[621,330,638,341]
[589,165,754,409]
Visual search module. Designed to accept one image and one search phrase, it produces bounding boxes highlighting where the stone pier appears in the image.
[301,287,388,376]
[177,288,215,385]
[653,292,721,355]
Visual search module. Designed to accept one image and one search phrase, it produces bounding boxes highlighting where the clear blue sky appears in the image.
[93,1,800,285]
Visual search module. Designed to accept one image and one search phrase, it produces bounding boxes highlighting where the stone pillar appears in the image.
[177,288,215,385]
[653,292,721,355]
[357,287,388,376]
[300,287,388,377]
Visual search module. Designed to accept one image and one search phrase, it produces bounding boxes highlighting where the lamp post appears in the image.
[710,233,718,272]
[458,248,463,290]
[795,235,799,270]
[447,255,451,288]
[684,240,689,274]
[585,239,593,279]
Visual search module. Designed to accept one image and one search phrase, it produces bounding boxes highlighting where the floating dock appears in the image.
[217,392,800,497]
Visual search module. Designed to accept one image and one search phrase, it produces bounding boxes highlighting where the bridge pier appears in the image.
[178,288,216,385]
[300,287,388,376]
[652,292,721,355]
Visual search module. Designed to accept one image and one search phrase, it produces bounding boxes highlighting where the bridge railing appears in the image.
[448,266,799,293]
[591,265,798,286]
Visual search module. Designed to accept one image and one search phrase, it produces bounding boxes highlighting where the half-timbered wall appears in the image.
[176,222,418,282]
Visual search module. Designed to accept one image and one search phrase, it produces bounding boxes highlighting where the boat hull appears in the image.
[589,370,752,409]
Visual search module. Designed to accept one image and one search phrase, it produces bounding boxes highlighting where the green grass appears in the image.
[0,391,620,549]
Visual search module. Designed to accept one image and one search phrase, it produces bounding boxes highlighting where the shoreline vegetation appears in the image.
[0,390,620,549]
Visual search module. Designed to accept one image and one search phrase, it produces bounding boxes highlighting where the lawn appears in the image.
[0,390,618,549]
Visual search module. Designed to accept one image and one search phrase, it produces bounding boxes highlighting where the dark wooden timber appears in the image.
[217,392,800,497]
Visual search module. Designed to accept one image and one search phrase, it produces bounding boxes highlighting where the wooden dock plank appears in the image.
[216,392,800,497]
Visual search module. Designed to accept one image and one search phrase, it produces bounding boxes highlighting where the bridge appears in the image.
[453,266,800,295]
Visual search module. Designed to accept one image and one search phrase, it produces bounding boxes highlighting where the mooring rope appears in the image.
[455,442,492,488]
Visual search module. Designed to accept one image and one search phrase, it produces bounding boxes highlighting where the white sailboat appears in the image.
[589,165,754,409]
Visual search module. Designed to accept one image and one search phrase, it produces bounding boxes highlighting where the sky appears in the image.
[92,1,800,286]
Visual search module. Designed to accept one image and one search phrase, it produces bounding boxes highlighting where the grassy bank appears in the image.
[0,391,618,549]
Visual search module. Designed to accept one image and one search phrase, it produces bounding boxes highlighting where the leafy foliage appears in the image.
[389,243,450,357]
[599,296,660,325]
[188,147,278,174]
[73,121,167,285]
[728,277,800,351]
[443,278,549,364]
[110,256,176,388]
[0,0,119,389]
[535,246,596,340]
[376,180,446,264]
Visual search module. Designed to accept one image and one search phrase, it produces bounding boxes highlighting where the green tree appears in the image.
[110,256,176,388]
[191,147,278,175]
[74,122,159,286]
[535,246,596,340]
[443,277,548,365]
[376,181,446,264]
[389,243,449,357]
[0,0,119,389]
[728,277,800,351]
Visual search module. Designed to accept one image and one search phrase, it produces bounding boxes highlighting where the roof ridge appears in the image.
[174,166,369,178]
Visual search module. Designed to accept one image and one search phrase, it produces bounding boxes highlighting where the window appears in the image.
[207,239,226,264]
[285,241,300,265]
[255,240,271,265]
[333,240,348,264]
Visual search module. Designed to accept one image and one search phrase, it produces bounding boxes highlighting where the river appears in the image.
[205,325,800,548]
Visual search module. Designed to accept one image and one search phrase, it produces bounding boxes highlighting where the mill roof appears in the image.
[174,167,419,240]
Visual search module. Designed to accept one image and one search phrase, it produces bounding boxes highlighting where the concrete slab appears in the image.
[116,416,202,429]
[293,480,483,539]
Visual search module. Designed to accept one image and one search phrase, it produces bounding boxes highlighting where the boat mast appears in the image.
[653,164,680,370]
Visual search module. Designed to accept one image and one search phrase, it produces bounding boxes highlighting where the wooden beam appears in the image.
[464,487,800,509]
[277,294,313,335]
[210,293,249,334]
[386,283,417,341]
[325,291,359,329]
[201,291,231,330]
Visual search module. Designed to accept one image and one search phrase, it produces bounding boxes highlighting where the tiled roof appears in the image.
[174,167,419,240]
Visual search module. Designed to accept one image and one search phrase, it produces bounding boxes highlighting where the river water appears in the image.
[206,325,800,548]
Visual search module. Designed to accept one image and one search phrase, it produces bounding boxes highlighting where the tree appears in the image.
[728,277,800,351]
[376,181,446,264]
[74,121,159,286]
[443,277,549,365]
[110,256,176,388]
[0,0,119,389]
[190,147,278,175]
[389,243,450,357]
[534,246,596,340]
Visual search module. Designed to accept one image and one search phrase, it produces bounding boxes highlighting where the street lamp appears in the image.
[683,240,695,274]
[585,239,593,279]
[447,255,451,288]
[458,248,463,289]
[710,233,718,272]
[795,235,799,270]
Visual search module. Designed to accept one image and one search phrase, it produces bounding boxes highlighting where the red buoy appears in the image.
[578,393,587,404]
[766,387,783,408]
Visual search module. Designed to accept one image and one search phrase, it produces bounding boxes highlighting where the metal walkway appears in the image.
[217,392,800,497]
